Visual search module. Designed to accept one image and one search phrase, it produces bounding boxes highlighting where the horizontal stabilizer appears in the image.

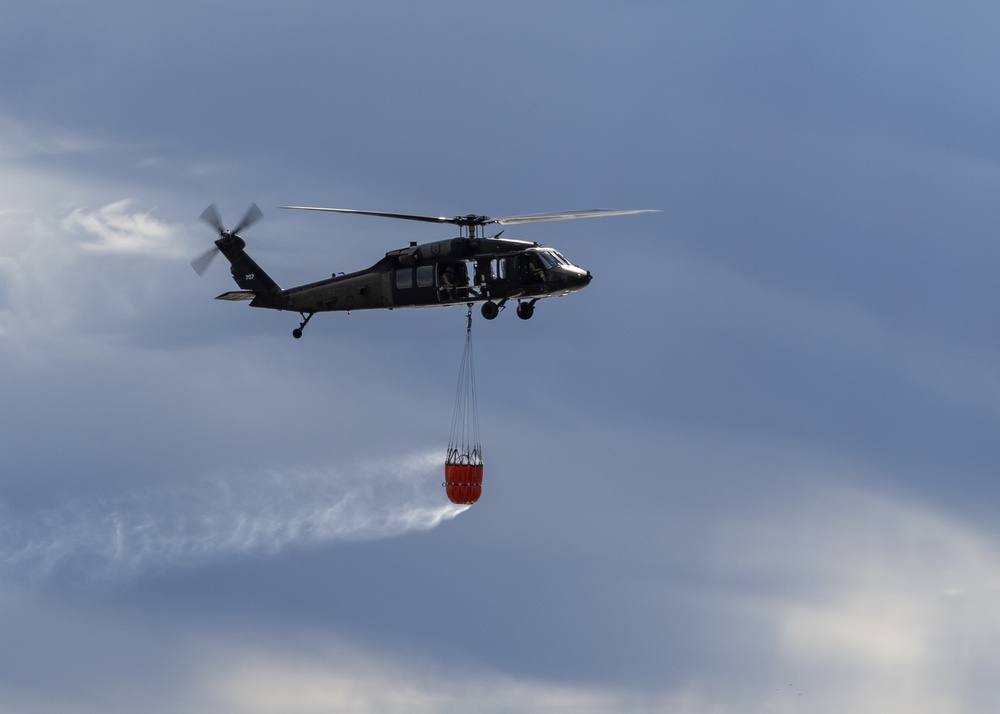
[215,291,257,301]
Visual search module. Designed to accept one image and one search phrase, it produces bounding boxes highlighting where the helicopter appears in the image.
[192,203,658,338]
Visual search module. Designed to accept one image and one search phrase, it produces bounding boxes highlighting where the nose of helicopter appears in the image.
[563,266,592,293]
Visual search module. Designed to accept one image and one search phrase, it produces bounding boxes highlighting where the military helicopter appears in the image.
[192,203,657,338]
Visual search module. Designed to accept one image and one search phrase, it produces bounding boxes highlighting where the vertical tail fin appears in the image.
[216,236,285,308]
[217,238,281,294]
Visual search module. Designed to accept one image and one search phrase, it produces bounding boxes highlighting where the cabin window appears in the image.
[416,264,435,288]
[395,268,413,289]
[492,258,507,280]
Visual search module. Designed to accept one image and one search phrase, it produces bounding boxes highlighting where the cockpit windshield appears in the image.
[536,249,569,270]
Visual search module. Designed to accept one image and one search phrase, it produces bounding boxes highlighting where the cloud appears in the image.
[214,669,626,714]
[0,111,98,163]
[0,119,198,354]
[62,199,182,258]
[0,184,204,357]
[201,639,680,714]
[709,479,1000,713]
[0,451,466,586]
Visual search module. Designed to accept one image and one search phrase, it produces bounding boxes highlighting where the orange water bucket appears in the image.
[444,461,484,504]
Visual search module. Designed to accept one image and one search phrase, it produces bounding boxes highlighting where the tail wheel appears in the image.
[292,312,313,339]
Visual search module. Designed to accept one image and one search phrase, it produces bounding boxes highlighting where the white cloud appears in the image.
[711,479,1000,713]
[782,595,928,667]
[0,112,98,163]
[63,199,181,258]
[0,120,197,356]
[203,641,676,714]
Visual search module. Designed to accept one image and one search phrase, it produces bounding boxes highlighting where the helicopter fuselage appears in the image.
[218,234,592,325]
[287,236,589,311]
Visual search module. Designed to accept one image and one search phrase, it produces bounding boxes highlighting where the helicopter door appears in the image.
[438,261,471,302]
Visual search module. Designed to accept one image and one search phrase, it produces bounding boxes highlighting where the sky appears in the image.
[1,1,1000,712]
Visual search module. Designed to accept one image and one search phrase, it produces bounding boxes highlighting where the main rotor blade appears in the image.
[283,205,659,228]
[281,206,457,225]
[233,203,263,234]
[493,209,660,225]
[191,246,220,276]
[199,204,224,234]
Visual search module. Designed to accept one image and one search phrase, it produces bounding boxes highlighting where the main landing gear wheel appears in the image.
[516,300,536,320]
[481,301,499,320]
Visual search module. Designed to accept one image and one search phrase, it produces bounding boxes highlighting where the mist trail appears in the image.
[0,451,467,585]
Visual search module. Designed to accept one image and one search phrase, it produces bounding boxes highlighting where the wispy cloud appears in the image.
[0,112,98,163]
[0,451,466,586]
[63,199,181,258]
[0,132,195,353]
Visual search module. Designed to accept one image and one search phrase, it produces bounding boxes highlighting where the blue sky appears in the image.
[2,1,1000,712]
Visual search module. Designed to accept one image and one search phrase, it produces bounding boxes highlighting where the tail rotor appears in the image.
[191,203,263,275]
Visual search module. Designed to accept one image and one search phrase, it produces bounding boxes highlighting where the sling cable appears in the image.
[444,306,483,504]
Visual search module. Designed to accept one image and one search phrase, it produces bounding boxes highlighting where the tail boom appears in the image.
[216,236,285,307]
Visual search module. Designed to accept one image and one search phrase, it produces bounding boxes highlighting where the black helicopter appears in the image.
[193,204,657,338]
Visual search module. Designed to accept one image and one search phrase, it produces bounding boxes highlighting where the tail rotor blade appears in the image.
[234,203,263,235]
[199,204,224,235]
[191,246,220,276]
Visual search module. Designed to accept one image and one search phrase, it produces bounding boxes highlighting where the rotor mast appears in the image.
[453,214,488,240]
